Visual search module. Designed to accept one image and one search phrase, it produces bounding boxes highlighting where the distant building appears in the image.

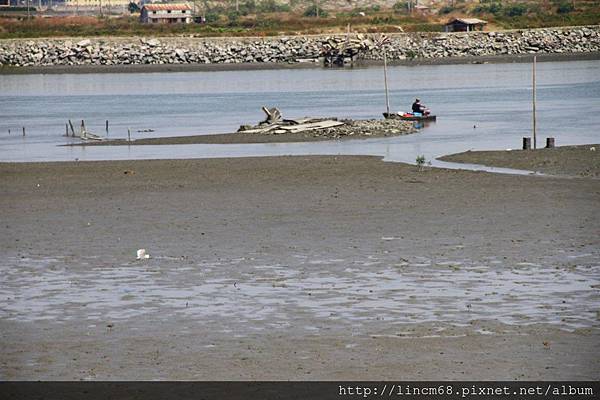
[445,18,487,32]
[140,3,192,24]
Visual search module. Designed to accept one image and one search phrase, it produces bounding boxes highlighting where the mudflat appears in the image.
[441,144,600,178]
[1,156,599,380]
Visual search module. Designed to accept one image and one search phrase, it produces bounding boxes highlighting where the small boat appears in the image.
[383,112,437,121]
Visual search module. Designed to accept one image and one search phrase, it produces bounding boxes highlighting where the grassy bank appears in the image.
[0,0,599,39]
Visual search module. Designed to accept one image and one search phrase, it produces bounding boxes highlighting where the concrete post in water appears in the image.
[546,137,555,148]
[523,137,531,150]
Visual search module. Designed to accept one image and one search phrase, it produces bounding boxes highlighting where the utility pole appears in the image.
[383,49,390,116]
[532,55,537,149]
[315,0,319,18]
[235,0,239,13]
[26,0,30,19]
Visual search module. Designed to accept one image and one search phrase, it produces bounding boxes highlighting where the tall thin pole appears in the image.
[315,0,319,18]
[235,0,239,12]
[383,49,390,115]
[532,55,537,150]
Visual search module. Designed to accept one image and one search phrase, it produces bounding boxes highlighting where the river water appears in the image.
[0,59,599,165]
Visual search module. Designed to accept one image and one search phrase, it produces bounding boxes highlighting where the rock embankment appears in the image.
[1,26,598,68]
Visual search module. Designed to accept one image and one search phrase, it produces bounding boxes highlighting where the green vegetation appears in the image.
[0,0,597,39]
[416,155,426,171]
[557,1,575,14]
[128,2,139,14]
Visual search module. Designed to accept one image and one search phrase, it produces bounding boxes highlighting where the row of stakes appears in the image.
[10,120,132,141]
[64,120,132,141]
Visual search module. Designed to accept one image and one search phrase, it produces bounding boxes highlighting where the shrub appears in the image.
[474,2,502,15]
[416,155,426,170]
[303,5,328,17]
[205,12,221,23]
[557,1,575,14]
[393,1,408,13]
[504,4,527,17]
[128,2,139,13]
[227,11,240,24]
[439,5,454,15]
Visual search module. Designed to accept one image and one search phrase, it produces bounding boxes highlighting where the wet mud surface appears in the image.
[441,144,600,178]
[1,156,599,379]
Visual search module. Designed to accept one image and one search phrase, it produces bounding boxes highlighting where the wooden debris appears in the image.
[278,120,344,133]
[262,106,282,124]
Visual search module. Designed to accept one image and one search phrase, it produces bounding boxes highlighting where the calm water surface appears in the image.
[0,59,599,165]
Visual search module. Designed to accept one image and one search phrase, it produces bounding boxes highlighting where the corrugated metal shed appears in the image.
[448,18,487,25]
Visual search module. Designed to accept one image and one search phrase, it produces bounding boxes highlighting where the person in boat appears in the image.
[411,98,430,116]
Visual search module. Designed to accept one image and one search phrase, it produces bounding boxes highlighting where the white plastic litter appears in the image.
[136,249,150,260]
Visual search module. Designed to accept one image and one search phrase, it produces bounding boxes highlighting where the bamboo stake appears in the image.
[68,120,76,137]
[532,55,537,150]
[383,49,390,116]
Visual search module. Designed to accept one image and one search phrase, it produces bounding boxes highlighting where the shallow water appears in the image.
[1,60,599,165]
[1,253,598,332]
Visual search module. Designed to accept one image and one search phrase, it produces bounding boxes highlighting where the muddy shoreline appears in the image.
[441,144,600,178]
[2,51,599,75]
[1,155,598,380]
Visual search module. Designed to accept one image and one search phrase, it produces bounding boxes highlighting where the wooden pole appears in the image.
[65,123,69,136]
[383,49,390,116]
[532,55,537,150]
[68,120,76,137]
[127,128,131,142]
[22,127,25,136]
[106,120,109,136]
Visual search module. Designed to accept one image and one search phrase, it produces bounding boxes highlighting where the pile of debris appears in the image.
[312,118,416,139]
[65,119,104,141]
[238,107,415,140]
[238,107,345,135]
[320,34,377,66]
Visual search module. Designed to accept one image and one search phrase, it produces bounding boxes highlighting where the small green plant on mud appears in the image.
[416,155,426,171]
